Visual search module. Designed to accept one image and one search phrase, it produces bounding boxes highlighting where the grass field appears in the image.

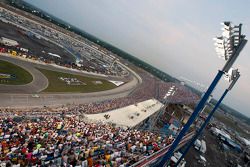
[37,68,117,93]
[0,60,33,85]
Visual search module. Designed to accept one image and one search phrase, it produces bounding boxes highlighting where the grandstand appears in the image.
[0,3,202,167]
[0,107,195,167]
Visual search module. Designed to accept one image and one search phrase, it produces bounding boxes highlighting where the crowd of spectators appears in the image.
[0,72,197,166]
[64,71,200,115]
[0,112,174,167]
[0,6,202,167]
[157,82,200,104]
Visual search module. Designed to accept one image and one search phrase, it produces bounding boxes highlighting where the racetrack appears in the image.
[0,54,141,107]
[0,55,48,93]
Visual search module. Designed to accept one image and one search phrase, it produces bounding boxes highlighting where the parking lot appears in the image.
[185,129,244,167]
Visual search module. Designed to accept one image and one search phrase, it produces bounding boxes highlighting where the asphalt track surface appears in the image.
[0,54,141,108]
[0,21,75,63]
[0,55,49,93]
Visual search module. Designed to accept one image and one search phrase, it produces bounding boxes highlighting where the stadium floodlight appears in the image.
[213,35,234,61]
[224,68,239,82]
[214,36,228,60]
[158,22,247,167]
[214,22,247,73]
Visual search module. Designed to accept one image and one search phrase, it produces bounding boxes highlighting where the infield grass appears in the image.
[0,60,33,85]
[37,68,117,93]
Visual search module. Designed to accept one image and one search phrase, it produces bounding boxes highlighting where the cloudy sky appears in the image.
[24,0,250,117]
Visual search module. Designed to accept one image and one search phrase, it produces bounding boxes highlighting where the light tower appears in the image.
[158,22,247,167]
[175,68,241,166]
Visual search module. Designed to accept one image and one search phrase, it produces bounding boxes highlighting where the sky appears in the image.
[24,0,250,117]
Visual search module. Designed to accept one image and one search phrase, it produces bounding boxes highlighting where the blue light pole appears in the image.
[158,70,223,166]
[175,70,240,166]
[158,22,247,167]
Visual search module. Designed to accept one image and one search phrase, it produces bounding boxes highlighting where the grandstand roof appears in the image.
[85,98,163,127]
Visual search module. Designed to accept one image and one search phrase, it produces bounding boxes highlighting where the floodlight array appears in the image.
[224,68,239,82]
[214,22,242,61]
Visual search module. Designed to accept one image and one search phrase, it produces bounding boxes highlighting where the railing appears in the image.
[131,131,195,167]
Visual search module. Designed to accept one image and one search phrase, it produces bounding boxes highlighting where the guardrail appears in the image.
[131,131,195,167]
